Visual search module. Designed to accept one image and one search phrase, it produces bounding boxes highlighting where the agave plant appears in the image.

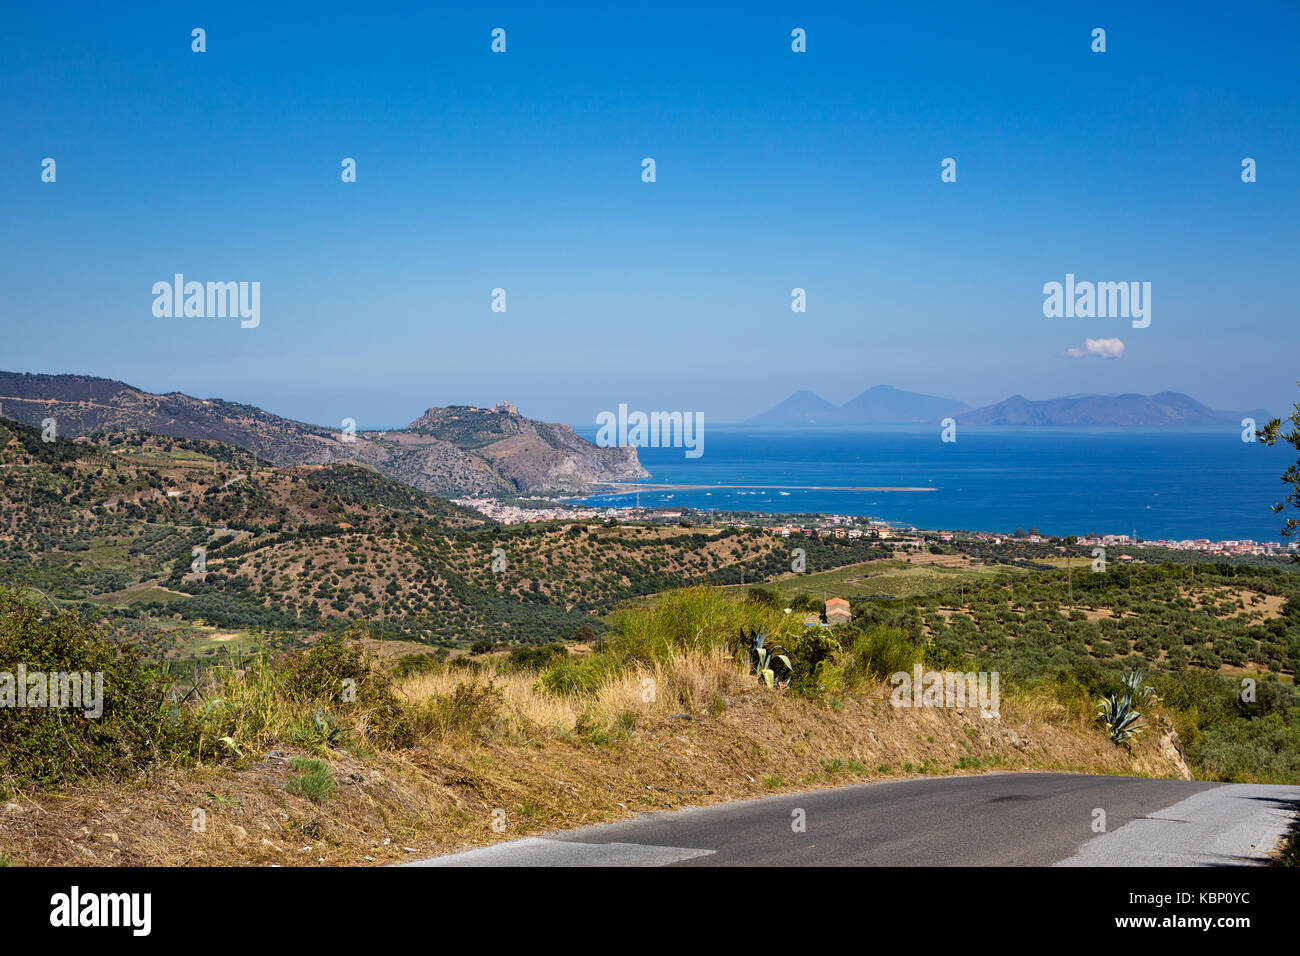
[738,628,792,689]
[312,706,346,746]
[1121,670,1159,702]
[1097,692,1146,745]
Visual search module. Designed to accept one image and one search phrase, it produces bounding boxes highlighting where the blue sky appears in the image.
[2,1,1297,428]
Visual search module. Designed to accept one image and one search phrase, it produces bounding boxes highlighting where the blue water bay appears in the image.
[569,425,1291,543]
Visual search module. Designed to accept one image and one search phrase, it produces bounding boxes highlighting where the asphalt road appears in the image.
[405,773,1300,867]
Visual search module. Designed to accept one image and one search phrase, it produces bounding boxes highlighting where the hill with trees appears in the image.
[0,371,645,496]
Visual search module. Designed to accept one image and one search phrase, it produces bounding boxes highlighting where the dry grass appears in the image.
[392,646,746,733]
[398,666,578,733]
[589,648,743,723]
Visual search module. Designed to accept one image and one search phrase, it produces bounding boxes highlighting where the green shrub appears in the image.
[278,634,371,702]
[537,653,622,696]
[1188,712,1300,783]
[923,643,976,672]
[783,627,841,694]
[506,642,567,671]
[392,652,446,678]
[842,626,921,686]
[787,594,822,613]
[0,586,200,789]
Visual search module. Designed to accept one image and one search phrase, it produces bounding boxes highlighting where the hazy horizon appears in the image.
[0,367,1279,433]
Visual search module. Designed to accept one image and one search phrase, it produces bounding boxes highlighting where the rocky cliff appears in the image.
[0,372,647,496]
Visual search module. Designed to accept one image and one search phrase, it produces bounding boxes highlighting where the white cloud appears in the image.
[1062,337,1125,359]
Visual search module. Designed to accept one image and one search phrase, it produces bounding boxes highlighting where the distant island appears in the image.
[750,385,1269,427]
[956,392,1270,427]
[747,385,969,425]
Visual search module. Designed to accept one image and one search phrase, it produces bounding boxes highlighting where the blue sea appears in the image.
[568,425,1293,544]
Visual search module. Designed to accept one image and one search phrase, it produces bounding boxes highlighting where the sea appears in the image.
[568,425,1293,544]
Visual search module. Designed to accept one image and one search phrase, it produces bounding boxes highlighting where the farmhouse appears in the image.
[825,597,852,626]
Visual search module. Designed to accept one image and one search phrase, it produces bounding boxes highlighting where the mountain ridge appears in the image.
[0,371,647,496]
[956,391,1268,427]
[749,384,1269,427]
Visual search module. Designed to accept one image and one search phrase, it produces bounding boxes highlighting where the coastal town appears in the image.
[449,495,1298,560]
[1074,532,1295,559]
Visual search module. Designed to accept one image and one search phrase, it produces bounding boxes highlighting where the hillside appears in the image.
[3,421,1298,870]
[8,578,1297,868]
[406,404,645,492]
[0,583,1205,867]
[0,372,646,496]
[0,418,886,654]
